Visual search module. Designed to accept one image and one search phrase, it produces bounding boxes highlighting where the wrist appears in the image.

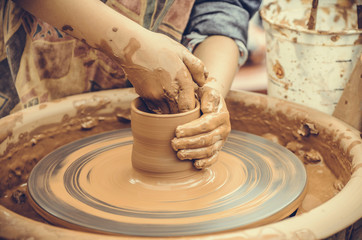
[203,79,228,98]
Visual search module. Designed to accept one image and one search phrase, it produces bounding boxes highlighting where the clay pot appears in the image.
[131,98,199,176]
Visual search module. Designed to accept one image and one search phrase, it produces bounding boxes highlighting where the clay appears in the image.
[0,183,46,223]
[131,97,199,174]
[298,163,340,214]
[103,37,198,114]
[226,91,358,184]
[272,60,284,79]
[62,25,73,32]
[0,92,134,196]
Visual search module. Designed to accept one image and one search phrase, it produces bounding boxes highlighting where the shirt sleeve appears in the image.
[182,0,262,66]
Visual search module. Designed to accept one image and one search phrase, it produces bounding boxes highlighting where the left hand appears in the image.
[171,85,231,169]
[117,31,207,114]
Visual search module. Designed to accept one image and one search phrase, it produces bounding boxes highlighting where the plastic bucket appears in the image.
[260,0,362,115]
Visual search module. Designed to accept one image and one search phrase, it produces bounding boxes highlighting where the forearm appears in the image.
[192,35,239,98]
[14,0,148,64]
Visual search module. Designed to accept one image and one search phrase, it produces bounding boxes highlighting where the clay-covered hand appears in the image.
[15,0,206,114]
[114,31,208,114]
[171,85,231,169]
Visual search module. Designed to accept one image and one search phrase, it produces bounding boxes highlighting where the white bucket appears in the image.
[260,0,362,115]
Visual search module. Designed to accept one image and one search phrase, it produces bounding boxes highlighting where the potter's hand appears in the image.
[119,31,208,114]
[171,85,231,169]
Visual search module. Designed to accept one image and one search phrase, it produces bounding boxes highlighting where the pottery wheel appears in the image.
[28,129,307,237]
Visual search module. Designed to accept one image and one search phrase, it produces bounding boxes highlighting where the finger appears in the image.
[175,112,229,138]
[162,90,179,114]
[171,124,229,150]
[194,152,220,169]
[174,67,196,113]
[199,87,221,114]
[182,50,207,87]
[167,99,179,114]
[177,140,223,160]
[143,98,171,114]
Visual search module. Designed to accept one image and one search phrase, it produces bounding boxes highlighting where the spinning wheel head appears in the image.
[28,129,307,237]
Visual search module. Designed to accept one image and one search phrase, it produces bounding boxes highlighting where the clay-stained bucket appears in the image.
[131,98,200,176]
[260,0,362,115]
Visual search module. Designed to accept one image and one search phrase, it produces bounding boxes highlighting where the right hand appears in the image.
[117,31,208,114]
[171,85,231,169]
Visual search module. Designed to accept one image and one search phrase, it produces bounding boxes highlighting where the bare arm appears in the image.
[15,0,207,114]
[15,0,143,56]
[192,35,240,97]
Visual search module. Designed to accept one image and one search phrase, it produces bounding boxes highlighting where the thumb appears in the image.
[182,50,208,87]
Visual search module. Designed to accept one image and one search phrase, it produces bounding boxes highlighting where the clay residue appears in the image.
[32,40,73,80]
[297,122,319,137]
[38,103,47,110]
[354,34,362,45]
[80,116,99,130]
[115,107,131,123]
[0,112,23,145]
[298,163,340,214]
[226,91,355,185]
[95,39,115,58]
[0,111,130,197]
[293,18,307,27]
[273,60,284,79]
[119,38,195,114]
[0,183,46,223]
[330,35,340,42]
[62,25,73,32]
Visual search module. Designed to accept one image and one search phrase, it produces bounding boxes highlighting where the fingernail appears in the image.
[177,151,185,160]
[194,160,204,169]
[176,129,184,138]
[171,138,178,151]
[178,150,191,160]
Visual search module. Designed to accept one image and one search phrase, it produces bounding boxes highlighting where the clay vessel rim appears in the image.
[131,98,200,118]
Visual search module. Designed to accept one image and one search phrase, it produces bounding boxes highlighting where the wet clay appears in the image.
[0,119,130,222]
[103,36,200,114]
[226,92,356,184]
[131,98,199,175]
[0,105,131,197]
